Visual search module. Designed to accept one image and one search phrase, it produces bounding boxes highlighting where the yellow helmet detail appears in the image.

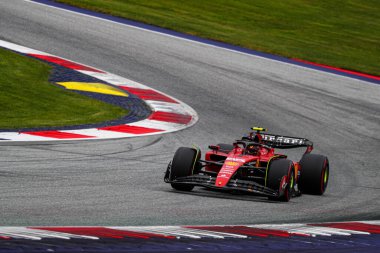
[251,127,267,132]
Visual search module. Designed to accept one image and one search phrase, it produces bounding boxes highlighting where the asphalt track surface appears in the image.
[0,0,379,226]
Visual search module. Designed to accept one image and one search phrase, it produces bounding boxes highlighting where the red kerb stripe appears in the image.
[22,131,94,139]
[312,222,380,234]
[28,54,104,73]
[149,111,192,124]
[30,227,174,239]
[187,226,291,238]
[292,58,380,81]
[98,125,163,134]
[120,86,178,103]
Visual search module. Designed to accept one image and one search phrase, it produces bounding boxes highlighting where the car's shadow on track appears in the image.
[162,187,283,204]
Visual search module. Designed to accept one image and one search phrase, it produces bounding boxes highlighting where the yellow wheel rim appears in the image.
[324,167,328,184]
[290,173,294,189]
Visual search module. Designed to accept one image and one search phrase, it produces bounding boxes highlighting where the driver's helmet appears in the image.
[246,144,259,155]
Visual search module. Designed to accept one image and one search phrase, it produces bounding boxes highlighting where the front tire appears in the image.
[266,159,295,202]
[299,154,329,195]
[170,147,198,191]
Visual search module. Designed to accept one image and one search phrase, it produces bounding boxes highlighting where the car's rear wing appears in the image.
[261,134,313,151]
[243,127,314,153]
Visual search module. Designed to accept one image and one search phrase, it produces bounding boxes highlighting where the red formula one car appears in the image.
[164,127,329,201]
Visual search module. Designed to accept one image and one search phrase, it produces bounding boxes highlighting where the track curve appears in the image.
[0,39,197,142]
[0,0,379,225]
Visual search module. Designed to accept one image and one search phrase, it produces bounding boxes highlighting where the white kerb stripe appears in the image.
[145,101,189,114]
[64,128,136,138]
[0,40,52,55]
[250,224,370,236]
[127,119,185,131]
[0,132,56,141]
[78,71,150,89]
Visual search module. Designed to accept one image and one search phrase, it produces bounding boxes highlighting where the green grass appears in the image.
[0,48,128,130]
[56,0,380,76]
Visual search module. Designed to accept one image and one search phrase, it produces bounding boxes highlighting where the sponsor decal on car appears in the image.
[262,134,306,145]
[225,161,239,166]
[226,157,246,163]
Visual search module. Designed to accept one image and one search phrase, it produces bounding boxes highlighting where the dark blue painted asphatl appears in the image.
[32,0,380,85]
[49,65,152,128]
[0,234,379,253]
[49,64,103,83]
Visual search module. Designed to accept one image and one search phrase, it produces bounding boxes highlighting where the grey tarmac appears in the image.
[0,0,379,225]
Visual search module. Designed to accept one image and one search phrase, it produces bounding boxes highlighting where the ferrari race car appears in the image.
[164,127,329,202]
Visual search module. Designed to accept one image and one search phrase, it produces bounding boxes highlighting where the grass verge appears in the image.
[56,0,380,76]
[0,48,128,130]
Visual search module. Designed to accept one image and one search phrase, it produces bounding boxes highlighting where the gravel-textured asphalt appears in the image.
[0,0,379,226]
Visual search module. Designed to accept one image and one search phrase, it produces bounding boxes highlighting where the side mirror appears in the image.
[208,145,220,151]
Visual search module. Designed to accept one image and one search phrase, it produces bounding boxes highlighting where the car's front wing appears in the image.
[166,174,279,197]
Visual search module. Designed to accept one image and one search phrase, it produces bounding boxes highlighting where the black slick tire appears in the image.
[299,154,329,195]
[170,147,197,191]
[266,159,294,202]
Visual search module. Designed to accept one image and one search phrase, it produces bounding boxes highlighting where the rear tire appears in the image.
[170,147,197,191]
[299,154,329,195]
[217,143,233,153]
[266,159,294,202]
